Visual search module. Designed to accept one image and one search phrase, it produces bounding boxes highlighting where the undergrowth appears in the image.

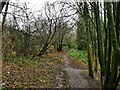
[2,53,63,88]
[68,49,88,64]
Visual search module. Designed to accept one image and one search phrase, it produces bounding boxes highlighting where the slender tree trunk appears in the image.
[104,2,120,89]
[115,2,120,46]
[0,1,7,14]
[2,1,9,29]
[94,2,105,85]
[84,2,93,78]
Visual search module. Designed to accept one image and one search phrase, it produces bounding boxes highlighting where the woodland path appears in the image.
[0,60,2,89]
[62,54,90,88]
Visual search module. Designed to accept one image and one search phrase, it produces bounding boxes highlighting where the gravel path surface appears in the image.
[63,54,90,88]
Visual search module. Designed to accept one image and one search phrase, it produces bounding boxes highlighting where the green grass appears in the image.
[68,49,88,64]
[3,56,41,66]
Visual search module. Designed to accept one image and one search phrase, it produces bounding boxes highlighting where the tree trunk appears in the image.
[93,2,106,85]
[84,2,93,78]
[103,2,120,89]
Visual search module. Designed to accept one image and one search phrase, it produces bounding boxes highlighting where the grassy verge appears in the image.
[68,49,88,64]
[2,53,64,88]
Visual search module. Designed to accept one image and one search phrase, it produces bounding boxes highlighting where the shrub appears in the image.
[68,49,88,64]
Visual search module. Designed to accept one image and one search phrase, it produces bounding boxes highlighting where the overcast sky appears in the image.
[10,0,57,11]
[0,0,57,21]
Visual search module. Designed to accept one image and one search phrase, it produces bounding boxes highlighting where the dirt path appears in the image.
[63,54,90,88]
[0,50,2,89]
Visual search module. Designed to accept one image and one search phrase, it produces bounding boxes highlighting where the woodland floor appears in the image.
[2,51,101,88]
